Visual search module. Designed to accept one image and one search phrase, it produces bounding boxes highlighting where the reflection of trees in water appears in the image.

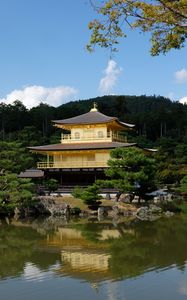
[71,217,187,279]
[1,215,187,282]
[109,216,187,279]
[69,216,187,272]
[74,223,104,242]
[0,221,61,280]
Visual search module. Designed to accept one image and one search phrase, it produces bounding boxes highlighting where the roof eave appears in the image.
[52,118,117,127]
[117,120,135,129]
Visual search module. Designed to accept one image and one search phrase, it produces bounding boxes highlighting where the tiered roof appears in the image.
[29,105,135,152]
[53,106,134,129]
[18,169,44,178]
[29,142,136,152]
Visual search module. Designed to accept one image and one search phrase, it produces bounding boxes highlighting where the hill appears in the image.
[1,95,187,144]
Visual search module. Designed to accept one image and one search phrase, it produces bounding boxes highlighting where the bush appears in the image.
[178,175,187,194]
[71,207,81,215]
[80,184,102,210]
[71,186,84,198]
[160,200,181,213]
[44,179,58,195]
[0,173,34,215]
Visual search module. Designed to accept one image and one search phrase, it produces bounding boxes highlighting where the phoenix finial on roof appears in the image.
[90,102,98,112]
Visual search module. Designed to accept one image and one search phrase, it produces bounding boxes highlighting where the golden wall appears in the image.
[52,150,110,168]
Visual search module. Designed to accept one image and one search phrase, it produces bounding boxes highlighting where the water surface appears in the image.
[1,215,187,300]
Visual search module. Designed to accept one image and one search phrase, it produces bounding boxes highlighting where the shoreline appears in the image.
[10,194,181,221]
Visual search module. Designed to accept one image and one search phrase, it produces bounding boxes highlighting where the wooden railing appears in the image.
[37,161,108,169]
[61,132,127,143]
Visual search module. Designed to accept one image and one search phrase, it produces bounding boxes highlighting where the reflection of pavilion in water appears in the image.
[43,226,132,282]
[61,250,109,271]
[11,220,134,283]
[45,227,122,249]
[57,227,121,240]
[60,250,111,282]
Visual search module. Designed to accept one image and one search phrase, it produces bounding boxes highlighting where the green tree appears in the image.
[44,179,59,195]
[80,184,102,210]
[0,141,34,173]
[0,173,34,215]
[72,186,84,198]
[17,126,43,146]
[87,0,187,55]
[29,103,56,138]
[178,175,187,194]
[105,147,156,196]
[155,138,187,184]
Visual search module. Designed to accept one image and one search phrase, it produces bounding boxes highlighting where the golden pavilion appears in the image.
[29,103,135,185]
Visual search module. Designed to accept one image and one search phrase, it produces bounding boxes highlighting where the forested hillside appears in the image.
[1,95,187,144]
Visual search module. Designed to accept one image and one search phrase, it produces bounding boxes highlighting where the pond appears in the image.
[1,214,187,300]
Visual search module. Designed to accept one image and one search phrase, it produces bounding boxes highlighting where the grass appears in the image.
[54,195,138,214]
[54,195,116,211]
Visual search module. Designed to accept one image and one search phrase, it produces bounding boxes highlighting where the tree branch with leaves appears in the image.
[87,0,187,55]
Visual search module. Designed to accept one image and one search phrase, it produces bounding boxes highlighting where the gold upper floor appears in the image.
[54,105,134,144]
[61,130,127,143]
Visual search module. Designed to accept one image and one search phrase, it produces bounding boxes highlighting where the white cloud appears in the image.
[99,60,122,94]
[0,85,78,108]
[175,68,187,83]
[23,262,60,282]
[179,96,187,104]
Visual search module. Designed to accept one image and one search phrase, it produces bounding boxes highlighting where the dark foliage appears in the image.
[1,95,187,143]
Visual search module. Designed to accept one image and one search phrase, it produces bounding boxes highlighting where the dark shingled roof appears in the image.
[53,111,134,128]
[18,169,44,178]
[29,142,137,152]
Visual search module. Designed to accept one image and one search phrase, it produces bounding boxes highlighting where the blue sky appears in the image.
[0,0,186,108]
